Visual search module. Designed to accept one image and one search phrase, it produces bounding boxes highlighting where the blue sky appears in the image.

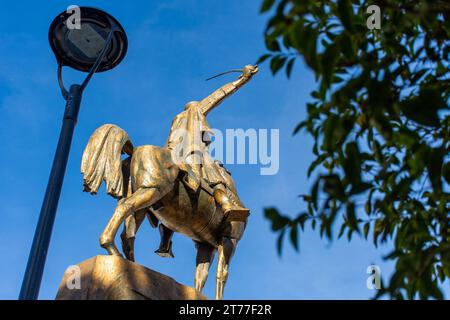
[0,0,408,300]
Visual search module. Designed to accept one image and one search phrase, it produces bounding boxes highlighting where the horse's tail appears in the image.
[81,124,134,198]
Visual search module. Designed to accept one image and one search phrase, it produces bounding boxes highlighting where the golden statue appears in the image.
[80,64,258,299]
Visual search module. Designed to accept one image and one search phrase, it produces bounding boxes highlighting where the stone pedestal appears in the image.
[55,255,206,300]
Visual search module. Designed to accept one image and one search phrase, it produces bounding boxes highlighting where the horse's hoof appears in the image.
[121,239,135,261]
[154,241,175,258]
[127,252,135,262]
[155,249,175,258]
[155,250,175,258]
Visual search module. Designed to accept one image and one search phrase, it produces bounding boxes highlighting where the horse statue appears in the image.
[80,65,258,299]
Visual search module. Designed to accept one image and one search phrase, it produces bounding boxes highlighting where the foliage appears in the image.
[259,0,450,299]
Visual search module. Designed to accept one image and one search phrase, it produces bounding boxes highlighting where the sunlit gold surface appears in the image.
[56,255,206,300]
[81,65,258,299]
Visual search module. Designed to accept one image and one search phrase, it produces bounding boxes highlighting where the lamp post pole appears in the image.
[19,6,127,299]
[19,84,83,300]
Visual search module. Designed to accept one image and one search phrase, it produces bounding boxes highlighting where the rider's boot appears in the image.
[155,223,175,258]
[213,185,250,222]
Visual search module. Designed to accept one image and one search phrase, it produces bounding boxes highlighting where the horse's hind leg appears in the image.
[100,187,164,256]
[195,242,216,292]
[155,224,175,258]
[120,209,146,261]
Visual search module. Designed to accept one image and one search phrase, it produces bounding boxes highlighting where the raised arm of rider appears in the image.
[200,66,257,116]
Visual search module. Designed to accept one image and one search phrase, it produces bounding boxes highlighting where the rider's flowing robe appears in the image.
[165,74,254,194]
[165,104,227,192]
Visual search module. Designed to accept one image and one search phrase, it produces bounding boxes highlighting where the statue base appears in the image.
[55,255,206,300]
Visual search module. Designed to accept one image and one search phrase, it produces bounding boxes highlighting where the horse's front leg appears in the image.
[215,236,237,300]
[215,221,246,300]
[100,187,164,256]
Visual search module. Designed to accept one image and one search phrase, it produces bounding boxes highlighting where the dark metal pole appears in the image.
[19,84,82,300]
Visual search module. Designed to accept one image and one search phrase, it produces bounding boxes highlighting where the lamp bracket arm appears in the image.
[57,62,70,100]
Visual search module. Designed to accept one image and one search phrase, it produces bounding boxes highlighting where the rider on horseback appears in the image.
[81,65,258,298]
[154,65,258,257]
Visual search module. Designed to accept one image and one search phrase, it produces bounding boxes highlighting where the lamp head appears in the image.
[48,6,127,73]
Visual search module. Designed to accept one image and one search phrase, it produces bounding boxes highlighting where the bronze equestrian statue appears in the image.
[80,64,258,299]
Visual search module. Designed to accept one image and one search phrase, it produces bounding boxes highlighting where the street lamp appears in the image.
[19,7,127,300]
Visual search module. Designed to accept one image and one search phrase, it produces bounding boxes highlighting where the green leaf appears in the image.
[338,223,347,239]
[346,202,358,233]
[293,121,306,135]
[365,189,375,215]
[260,0,275,13]
[289,223,299,251]
[310,178,320,210]
[256,53,272,64]
[308,154,327,178]
[270,56,287,74]
[443,162,450,185]
[264,207,290,231]
[321,43,338,87]
[311,91,321,99]
[427,147,445,194]
[264,207,280,221]
[286,57,295,78]
[277,228,286,257]
[296,212,309,230]
[265,36,281,52]
[337,0,355,32]
[350,182,372,195]
[332,75,344,84]
[364,222,370,239]
[338,33,355,61]
[343,142,362,186]
[400,86,447,127]
[323,174,346,200]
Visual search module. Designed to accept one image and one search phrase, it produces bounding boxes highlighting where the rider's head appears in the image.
[184,101,199,110]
